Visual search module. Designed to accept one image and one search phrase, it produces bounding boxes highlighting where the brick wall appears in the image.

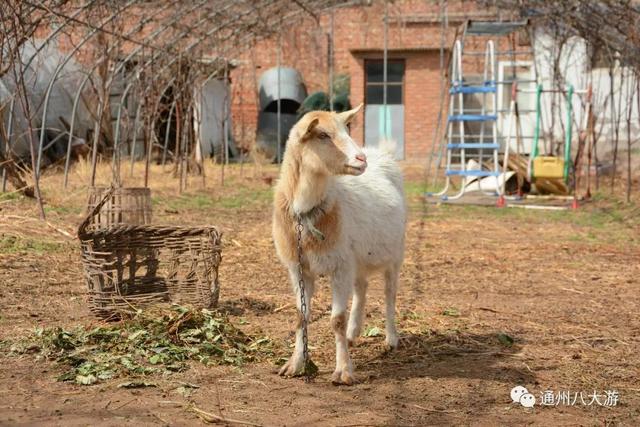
[404,52,443,159]
[230,0,500,159]
[27,1,507,160]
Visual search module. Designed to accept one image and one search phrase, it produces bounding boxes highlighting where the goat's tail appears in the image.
[378,138,397,157]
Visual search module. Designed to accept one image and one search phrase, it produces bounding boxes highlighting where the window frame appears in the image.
[364,58,405,105]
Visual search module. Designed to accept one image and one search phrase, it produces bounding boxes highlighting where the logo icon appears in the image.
[520,392,536,408]
[511,385,536,408]
[510,385,528,403]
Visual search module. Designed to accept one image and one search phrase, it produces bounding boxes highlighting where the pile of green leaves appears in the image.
[12,305,274,385]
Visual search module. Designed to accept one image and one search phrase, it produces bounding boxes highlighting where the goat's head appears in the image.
[292,104,367,176]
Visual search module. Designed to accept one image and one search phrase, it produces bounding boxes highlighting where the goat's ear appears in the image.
[301,118,319,142]
[337,103,363,124]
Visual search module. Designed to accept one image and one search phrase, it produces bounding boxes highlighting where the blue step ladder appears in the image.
[429,40,502,201]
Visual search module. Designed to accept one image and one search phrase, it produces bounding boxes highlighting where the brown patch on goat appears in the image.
[304,203,340,253]
[331,312,347,335]
[273,191,298,262]
[273,201,340,263]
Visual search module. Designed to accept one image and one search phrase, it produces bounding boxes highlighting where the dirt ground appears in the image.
[1,161,639,426]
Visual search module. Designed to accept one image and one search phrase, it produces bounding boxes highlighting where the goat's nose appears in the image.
[355,153,367,163]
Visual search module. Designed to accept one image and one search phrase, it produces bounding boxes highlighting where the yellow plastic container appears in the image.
[533,156,565,179]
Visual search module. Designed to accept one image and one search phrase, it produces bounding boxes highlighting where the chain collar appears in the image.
[295,216,313,382]
[294,198,328,242]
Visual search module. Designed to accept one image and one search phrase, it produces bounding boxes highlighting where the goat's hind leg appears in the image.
[384,265,400,349]
[279,268,315,377]
[331,266,356,385]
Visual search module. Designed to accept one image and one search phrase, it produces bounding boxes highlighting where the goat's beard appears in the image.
[342,163,366,176]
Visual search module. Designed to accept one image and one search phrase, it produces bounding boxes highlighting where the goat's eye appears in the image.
[317,132,330,140]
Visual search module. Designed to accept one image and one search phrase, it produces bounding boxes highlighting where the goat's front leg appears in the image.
[347,277,368,346]
[331,266,355,385]
[279,267,315,377]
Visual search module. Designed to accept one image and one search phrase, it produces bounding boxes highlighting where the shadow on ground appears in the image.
[356,330,533,385]
[217,296,276,316]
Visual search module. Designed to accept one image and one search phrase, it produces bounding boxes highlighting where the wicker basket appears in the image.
[86,186,152,230]
[78,188,222,318]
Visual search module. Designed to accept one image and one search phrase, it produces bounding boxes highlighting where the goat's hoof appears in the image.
[278,357,304,377]
[331,369,355,386]
[346,329,360,346]
[385,335,399,350]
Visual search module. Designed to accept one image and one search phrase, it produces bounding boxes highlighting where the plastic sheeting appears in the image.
[0,39,93,165]
[195,78,238,161]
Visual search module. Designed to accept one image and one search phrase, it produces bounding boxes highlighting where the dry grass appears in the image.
[0,160,639,425]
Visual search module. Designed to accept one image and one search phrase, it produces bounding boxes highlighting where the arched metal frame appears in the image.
[64,0,220,186]
[1,0,100,189]
[113,0,326,186]
[0,98,16,191]
[2,0,359,196]
[35,0,140,178]
[111,0,258,186]
[63,0,181,188]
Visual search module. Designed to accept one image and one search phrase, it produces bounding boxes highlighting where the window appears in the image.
[365,60,404,105]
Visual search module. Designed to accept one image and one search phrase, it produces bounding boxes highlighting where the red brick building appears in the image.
[230,0,499,160]
[22,1,505,164]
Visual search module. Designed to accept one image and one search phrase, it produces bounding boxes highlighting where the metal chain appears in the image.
[295,216,311,382]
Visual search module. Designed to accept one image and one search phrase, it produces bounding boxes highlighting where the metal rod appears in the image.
[382,0,388,139]
[30,0,330,191]
[328,10,334,111]
[432,39,461,198]
[462,50,533,57]
[428,1,450,189]
[25,0,170,55]
[129,99,143,176]
[508,204,570,211]
[276,33,282,164]
[145,87,162,188]
[501,82,517,199]
[109,0,247,143]
[1,99,16,192]
[110,0,236,161]
[112,0,260,164]
[21,0,100,72]
[38,0,139,182]
[224,63,229,167]
[63,0,179,188]
[114,0,307,177]
[518,88,589,95]
[89,97,105,187]
[161,100,177,166]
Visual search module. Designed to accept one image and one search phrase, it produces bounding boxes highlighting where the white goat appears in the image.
[272,104,406,385]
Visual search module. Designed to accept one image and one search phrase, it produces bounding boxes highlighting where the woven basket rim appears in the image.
[79,223,222,240]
